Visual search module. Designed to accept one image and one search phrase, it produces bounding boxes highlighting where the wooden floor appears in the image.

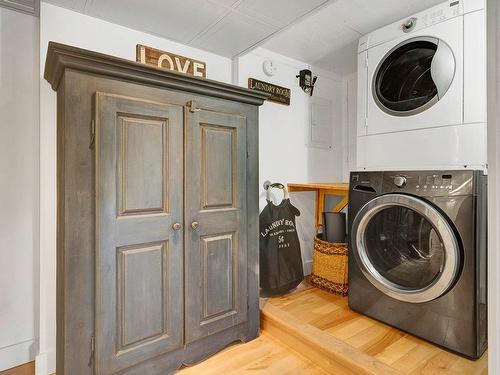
[2,283,488,374]
[0,336,326,375]
[1,335,326,375]
[263,283,488,375]
[178,332,327,374]
[0,362,34,375]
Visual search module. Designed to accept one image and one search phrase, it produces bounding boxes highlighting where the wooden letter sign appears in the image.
[248,78,290,105]
[136,44,206,78]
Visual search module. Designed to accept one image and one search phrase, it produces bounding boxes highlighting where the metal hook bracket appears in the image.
[263,180,289,200]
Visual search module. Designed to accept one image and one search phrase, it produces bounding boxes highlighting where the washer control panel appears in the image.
[414,173,454,193]
[350,171,475,197]
[383,171,474,196]
[408,0,463,31]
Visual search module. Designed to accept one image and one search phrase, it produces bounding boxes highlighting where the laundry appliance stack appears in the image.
[356,0,486,171]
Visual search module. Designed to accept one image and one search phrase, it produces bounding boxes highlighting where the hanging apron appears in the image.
[259,184,304,294]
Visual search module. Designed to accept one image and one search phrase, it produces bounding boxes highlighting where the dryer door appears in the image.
[351,194,461,303]
[373,37,455,117]
[365,15,463,136]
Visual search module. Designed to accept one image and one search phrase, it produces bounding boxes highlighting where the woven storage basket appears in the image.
[310,235,348,296]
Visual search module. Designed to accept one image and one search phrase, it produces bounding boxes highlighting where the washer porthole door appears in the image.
[373,36,455,117]
[351,194,461,303]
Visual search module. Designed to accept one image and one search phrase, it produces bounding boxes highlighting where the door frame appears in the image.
[487,0,500,372]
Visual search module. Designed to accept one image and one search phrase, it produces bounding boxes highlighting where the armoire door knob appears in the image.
[172,222,182,231]
[191,221,199,230]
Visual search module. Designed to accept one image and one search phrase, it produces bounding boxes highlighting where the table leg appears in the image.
[317,190,325,227]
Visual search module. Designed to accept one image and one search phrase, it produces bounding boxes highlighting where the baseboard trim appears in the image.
[0,339,36,372]
[35,348,55,375]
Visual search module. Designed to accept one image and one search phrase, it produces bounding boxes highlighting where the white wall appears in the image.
[38,3,233,373]
[39,3,232,84]
[237,49,344,190]
[343,73,357,179]
[0,7,39,371]
[236,48,345,274]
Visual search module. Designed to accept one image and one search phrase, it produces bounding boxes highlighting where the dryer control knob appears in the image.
[394,176,407,188]
[402,17,417,33]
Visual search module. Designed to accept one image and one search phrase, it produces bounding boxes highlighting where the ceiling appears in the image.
[262,0,445,75]
[43,0,446,75]
[42,0,331,57]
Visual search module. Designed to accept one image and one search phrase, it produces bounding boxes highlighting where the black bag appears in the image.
[259,183,304,294]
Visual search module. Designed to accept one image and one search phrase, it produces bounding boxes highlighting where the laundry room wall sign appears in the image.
[136,44,207,77]
[248,78,291,105]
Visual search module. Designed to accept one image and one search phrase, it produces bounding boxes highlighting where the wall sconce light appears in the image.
[296,69,317,96]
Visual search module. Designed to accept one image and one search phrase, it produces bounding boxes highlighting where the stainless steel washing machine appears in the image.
[348,170,487,359]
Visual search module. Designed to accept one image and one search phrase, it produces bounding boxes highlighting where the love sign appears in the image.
[136,44,207,78]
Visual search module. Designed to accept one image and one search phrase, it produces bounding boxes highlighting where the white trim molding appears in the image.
[487,0,500,373]
[0,0,39,16]
[0,339,36,371]
[35,348,55,375]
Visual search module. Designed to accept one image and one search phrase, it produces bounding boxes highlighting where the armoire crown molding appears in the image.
[44,41,270,106]
[0,0,39,16]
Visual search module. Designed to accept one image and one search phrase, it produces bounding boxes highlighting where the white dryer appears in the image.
[357,0,486,171]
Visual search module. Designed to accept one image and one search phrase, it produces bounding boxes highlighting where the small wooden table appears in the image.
[287,183,349,227]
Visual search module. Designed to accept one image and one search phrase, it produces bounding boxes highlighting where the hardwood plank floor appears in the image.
[0,362,34,375]
[0,335,326,375]
[3,283,487,375]
[265,283,488,375]
[262,302,400,375]
[178,332,327,374]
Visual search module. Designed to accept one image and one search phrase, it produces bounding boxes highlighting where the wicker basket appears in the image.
[310,235,348,296]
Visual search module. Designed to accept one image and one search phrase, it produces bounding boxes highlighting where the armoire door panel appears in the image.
[201,124,235,210]
[116,215,172,247]
[185,108,248,343]
[201,233,236,320]
[95,93,183,374]
[117,115,168,216]
[117,241,168,351]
